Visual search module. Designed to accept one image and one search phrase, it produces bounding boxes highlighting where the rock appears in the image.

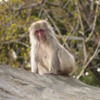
[0,64,100,100]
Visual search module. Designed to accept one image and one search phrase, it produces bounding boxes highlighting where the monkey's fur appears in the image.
[29,20,76,75]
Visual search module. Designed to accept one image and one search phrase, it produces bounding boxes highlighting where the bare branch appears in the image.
[63,0,70,9]
[77,41,100,79]
[75,0,84,35]
[46,1,60,7]
[43,8,62,35]
[0,40,30,48]
[83,40,88,65]
[2,0,13,11]
[15,2,43,11]
[86,3,99,42]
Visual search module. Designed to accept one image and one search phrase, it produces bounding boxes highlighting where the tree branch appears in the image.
[86,3,99,42]
[77,41,100,79]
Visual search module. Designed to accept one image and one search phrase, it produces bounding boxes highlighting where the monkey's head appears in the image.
[29,20,54,43]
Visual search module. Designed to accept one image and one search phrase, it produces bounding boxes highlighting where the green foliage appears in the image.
[80,70,100,87]
[0,0,100,87]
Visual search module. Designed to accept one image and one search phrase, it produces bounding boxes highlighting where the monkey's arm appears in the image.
[31,58,38,73]
[30,45,38,73]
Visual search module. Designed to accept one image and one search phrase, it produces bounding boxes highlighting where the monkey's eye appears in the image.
[35,29,44,34]
[40,29,44,33]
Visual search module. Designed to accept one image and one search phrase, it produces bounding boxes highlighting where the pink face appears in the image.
[35,29,45,41]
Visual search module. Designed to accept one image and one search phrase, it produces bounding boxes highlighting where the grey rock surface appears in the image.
[0,64,100,100]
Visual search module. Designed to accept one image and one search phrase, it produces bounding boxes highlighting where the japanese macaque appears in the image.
[29,20,76,75]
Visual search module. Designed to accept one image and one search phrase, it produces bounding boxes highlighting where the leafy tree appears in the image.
[0,0,100,86]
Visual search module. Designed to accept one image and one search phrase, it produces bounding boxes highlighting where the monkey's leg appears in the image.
[57,47,76,75]
[38,63,49,75]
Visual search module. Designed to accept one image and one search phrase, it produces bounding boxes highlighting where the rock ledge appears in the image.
[0,64,100,100]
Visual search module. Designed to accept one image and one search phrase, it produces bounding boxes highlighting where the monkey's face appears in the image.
[35,29,45,42]
[29,20,51,42]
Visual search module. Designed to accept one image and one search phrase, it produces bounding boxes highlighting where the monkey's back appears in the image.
[57,45,76,75]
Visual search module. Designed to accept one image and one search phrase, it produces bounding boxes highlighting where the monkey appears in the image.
[29,20,77,76]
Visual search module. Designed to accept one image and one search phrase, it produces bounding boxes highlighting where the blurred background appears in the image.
[0,0,100,87]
